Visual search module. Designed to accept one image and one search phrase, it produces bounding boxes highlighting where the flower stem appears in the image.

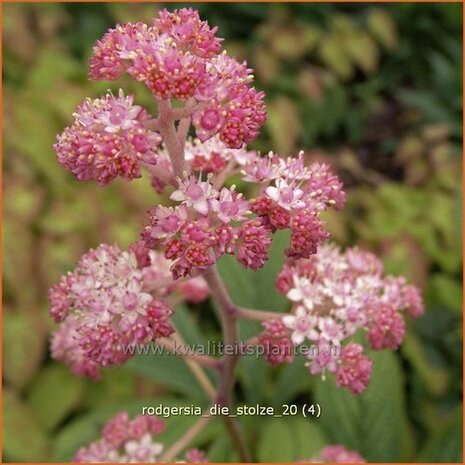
[158,99,252,462]
[237,307,287,321]
[156,337,220,370]
[177,117,191,149]
[158,99,187,176]
[203,267,253,462]
[159,410,212,462]
[203,267,237,407]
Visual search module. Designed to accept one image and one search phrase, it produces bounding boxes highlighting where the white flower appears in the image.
[287,276,323,310]
[265,178,305,210]
[282,306,318,345]
[124,434,164,462]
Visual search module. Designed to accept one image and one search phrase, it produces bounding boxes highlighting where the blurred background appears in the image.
[2,2,463,462]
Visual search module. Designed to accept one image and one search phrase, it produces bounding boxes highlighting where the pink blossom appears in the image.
[50,242,209,375]
[282,306,319,344]
[277,244,423,393]
[74,410,207,463]
[235,219,272,271]
[336,343,373,395]
[53,91,161,185]
[74,412,168,463]
[265,179,305,210]
[241,152,283,183]
[87,9,266,148]
[50,316,100,380]
[89,22,152,81]
[192,54,266,148]
[213,187,250,223]
[316,445,366,463]
[367,303,406,350]
[185,448,209,463]
[143,178,273,277]
[178,277,210,303]
[258,319,294,366]
[306,338,341,376]
[152,8,222,58]
[170,175,218,215]
[402,283,424,318]
[49,273,76,323]
[246,153,343,259]
[286,209,329,259]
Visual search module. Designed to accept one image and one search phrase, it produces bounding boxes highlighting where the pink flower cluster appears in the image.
[74,411,207,463]
[143,147,344,279]
[88,8,265,148]
[246,152,345,259]
[311,445,365,463]
[50,242,209,378]
[264,244,423,394]
[257,319,295,367]
[142,174,273,278]
[54,91,161,185]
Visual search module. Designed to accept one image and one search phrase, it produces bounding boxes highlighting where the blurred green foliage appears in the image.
[3,3,462,463]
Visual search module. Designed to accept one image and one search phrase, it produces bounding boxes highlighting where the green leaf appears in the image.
[27,364,85,432]
[3,388,50,462]
[257,417,327,462]
[3,311,46,390]
[292,417,328,460]
[271,354,314,406]
[217,229,290,312]
[430,274,463,314]
[418,408,463,462]
[314,350,410,462]
[257,418,295,462]
[3,220,38,304]
[344,31,380,75]
[319,34,353,80]
[367,8,399,51]
[267,97,301,155]
[172,303,208,345]
[208,436,240,462]
[402,332,449,396]
[126,349,209,400]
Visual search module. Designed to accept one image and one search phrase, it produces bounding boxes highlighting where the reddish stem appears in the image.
[157,99,252,462]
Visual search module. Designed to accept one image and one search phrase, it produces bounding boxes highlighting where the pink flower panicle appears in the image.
[152,8,222,58]
[144,148,344,278]
[273,244,423,394]
[74,411,208,463]
[247,152,345,259]
[74,412,168,463]
[88,8,265,149]
[89,22,152,81]
[49,242,209,377]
